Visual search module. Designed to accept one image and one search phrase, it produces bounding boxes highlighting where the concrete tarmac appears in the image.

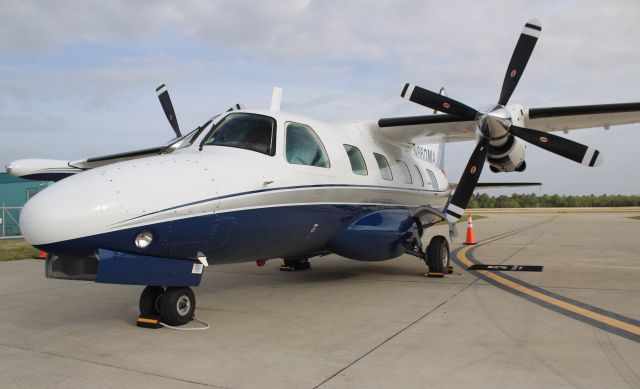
[1,211,639,388]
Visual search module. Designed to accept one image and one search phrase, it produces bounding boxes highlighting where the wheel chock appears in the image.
[426,272,444,278]
[448,265,454,274]
[137,315,162,329]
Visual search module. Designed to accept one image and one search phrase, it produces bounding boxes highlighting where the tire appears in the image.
[427,235,450,274]
[139,286,164,316]
[160,287,196,326]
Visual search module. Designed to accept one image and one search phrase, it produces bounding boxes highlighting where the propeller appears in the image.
[400,19,603,223]
[402,84,478,120]
[508,125,602,167]
[156,84,246,138]
[156,84,181,138]
[498,20,542,106]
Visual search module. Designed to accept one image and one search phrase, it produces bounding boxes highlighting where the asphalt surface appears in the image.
[1,211,639,388]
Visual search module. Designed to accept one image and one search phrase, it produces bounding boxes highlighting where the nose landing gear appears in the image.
[138,286,196,327]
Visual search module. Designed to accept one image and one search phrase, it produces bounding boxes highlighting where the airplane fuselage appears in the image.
[20,110,449,266]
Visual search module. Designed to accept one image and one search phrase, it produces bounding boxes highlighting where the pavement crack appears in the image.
[313,279,479,388]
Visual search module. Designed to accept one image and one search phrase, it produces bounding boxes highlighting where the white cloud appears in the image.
[1,0,640,194]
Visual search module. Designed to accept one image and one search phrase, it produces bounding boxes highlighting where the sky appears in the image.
[1,0,639,195]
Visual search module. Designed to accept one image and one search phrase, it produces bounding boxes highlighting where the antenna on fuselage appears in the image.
[270,87,283,112]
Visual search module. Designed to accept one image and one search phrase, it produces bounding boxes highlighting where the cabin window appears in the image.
[414,165,424,187]
[373,153,393,181]
[396,160,412,184]
[343,144,367,175]
[285,122,330,168]
[425,169,439,190]
[202,113,276,156]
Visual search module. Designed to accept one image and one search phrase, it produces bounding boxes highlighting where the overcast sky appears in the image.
[1,0,639,195]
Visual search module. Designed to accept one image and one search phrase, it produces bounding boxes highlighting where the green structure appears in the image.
[0,172,52,237]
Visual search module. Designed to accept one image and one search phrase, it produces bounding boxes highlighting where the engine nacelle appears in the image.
[487,135,526,172]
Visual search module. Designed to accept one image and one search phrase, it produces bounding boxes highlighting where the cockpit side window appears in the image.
[202,113,276,156]
[285,122,330,168]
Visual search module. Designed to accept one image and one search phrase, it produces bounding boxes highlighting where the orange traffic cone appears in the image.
[463,214,477,245]
[37,251,47,259]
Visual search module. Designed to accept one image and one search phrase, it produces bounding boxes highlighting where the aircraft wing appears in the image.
[6,146,167,181]
[449,182,542,190]
[375,102,640,145]
[524,102,640,132]
[374,114,476,144]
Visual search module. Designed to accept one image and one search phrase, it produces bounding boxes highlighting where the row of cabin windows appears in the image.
[346,144,438,188]
[201,113,437,187]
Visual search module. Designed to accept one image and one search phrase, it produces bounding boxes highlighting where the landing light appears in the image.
[134,231,154,249]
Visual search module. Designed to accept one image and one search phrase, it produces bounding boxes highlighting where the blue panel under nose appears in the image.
[96,249,203,286]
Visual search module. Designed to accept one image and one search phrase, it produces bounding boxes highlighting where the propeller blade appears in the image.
[498,19,542,106]
[509,125,603,167]
[444,138,490,223]
[156,84,181,138]
[401,83,479,120]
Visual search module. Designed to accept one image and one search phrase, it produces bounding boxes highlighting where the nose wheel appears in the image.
[138,286,196,327]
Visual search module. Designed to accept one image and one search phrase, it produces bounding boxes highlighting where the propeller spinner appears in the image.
[401,19,603,223]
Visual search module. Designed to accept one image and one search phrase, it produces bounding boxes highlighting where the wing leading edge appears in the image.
[376,102,640,146]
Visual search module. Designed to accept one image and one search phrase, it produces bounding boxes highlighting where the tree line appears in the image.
[467,193,640,208]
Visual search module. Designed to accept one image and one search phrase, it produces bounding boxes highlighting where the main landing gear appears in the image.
[406,234,452,278]
[138,286,196,327]
[425,235,451,278]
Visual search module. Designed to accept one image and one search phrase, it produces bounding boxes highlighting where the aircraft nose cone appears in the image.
[20,153,218,254]
[20,170,119,247]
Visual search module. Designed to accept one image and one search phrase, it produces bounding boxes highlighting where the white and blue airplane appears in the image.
[6,20,640,326]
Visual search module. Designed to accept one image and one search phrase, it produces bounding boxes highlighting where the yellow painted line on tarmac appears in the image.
[457,245,640,337]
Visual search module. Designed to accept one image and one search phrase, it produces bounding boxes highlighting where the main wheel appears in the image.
[426,235,450,274]
[139,286,165,316]
[160,287,196,326]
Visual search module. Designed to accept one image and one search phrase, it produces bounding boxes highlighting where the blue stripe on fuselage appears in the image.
[37,203,415,263]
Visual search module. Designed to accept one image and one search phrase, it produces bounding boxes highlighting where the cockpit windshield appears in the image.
[201,113,276,156]
[164,117,217,151]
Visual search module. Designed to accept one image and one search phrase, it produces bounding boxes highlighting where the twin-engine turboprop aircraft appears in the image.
[6,20,640,326]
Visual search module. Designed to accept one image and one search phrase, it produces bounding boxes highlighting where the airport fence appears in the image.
[0,204,22,239]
